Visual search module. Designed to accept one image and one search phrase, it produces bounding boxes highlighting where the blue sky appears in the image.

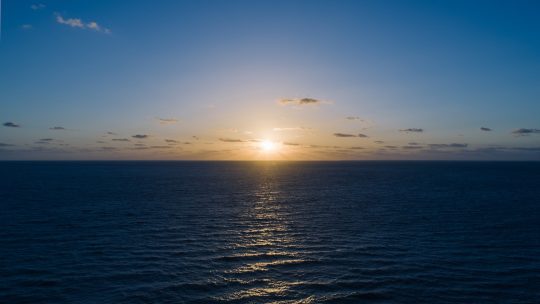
[1,0,539,160]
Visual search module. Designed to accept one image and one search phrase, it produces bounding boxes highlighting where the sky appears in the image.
[0,0,539,160]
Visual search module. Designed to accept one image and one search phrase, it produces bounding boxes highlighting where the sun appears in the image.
[259,140,277,152]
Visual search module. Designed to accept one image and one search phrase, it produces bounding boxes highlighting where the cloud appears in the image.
[106,131,117,135]
[150,146,172,149]
[22,24,33,30]
[349,146,365,150]
[165,139,179,143]
[512,128,540,136]
[132,134,149,139]
[273,127,310,131]
[55,13,111,34]
[112,138,130,142]
[157,118,178,125]
[0,143,14,147]
[374,140,384,144]
[219,138,245,143]
[402,145,423,150]
[283,142,300,146]
[334,133,369,138]
[511,147,540,151]
[279,97,326,106]
[408,142,421,146]
[3,122,20,128]
[480,127,492,132]
[334,133,356,137]
[50,126,66,130]
[429,143,468,149]
[35,138,55,145]
[31,4,46,10]
[346,116,363,120]
[399,128,423,133]
[192,136,200,140]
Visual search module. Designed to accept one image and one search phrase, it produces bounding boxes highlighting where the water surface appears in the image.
[1,161,539,303]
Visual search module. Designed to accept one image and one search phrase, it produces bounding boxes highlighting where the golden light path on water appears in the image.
[217,163,317,303]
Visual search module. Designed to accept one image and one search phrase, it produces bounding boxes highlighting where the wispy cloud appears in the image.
[0,143,15,147]
[283,142,300,146]
[219,138,245,143]
[3,122,20,128]
[31,4,46,10]
[402,145,423,150]
[157,118,178,125]
[334,133,369,138]
[345,116,363,121]
[279,97,328,106]
[512,128,540,136]
[273,127,310,131]
[165,139,179,143]
[55,13,111,34]
[334,133,356,137]
[399,128,423,133]
[22,24,33,30]
[429,143,468,149]
[112,138,130,142]
[480,127,492,131]
[50,126,66,130]
[35,138,55,144]
[132,134,149,139]
[106,131,117,135]
[149,146,172,149]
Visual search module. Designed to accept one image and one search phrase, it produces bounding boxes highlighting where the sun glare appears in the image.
[260,140,277,152]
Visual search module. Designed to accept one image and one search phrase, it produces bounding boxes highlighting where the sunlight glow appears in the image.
[259,140,277,152]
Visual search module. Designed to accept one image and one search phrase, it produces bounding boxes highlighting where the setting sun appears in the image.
[260,140,277,152]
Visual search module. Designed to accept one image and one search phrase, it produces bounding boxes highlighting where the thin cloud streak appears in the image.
[334,133,369,138]
[55,13,111,34]
[3,122,20,128]
[400,128,423,133]
[512,128,540,136]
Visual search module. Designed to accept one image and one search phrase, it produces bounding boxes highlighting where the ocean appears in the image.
[1,161,539,303]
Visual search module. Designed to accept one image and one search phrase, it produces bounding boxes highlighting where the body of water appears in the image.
[1,161,539,303]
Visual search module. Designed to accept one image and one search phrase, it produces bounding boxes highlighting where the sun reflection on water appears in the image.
[217,163,314,302]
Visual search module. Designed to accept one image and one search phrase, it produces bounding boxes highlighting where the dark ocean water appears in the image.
[1,161,539,303]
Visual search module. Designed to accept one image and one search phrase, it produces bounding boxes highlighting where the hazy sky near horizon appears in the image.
[1,0,539,160]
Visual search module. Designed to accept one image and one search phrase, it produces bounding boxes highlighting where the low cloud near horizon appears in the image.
[334,133,369,138]
[279,97,324,106]
[512,128,540,136]
[219,138,245,143]
[399,128,423,133]
[157,118,179,125]
[429,143,468,149]
[3,122,20,128]
[132,134,149,139]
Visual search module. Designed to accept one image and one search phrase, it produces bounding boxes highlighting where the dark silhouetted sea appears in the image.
[1,161,539,303]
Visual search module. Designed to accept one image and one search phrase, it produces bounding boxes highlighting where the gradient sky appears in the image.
[1,0,539,160]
